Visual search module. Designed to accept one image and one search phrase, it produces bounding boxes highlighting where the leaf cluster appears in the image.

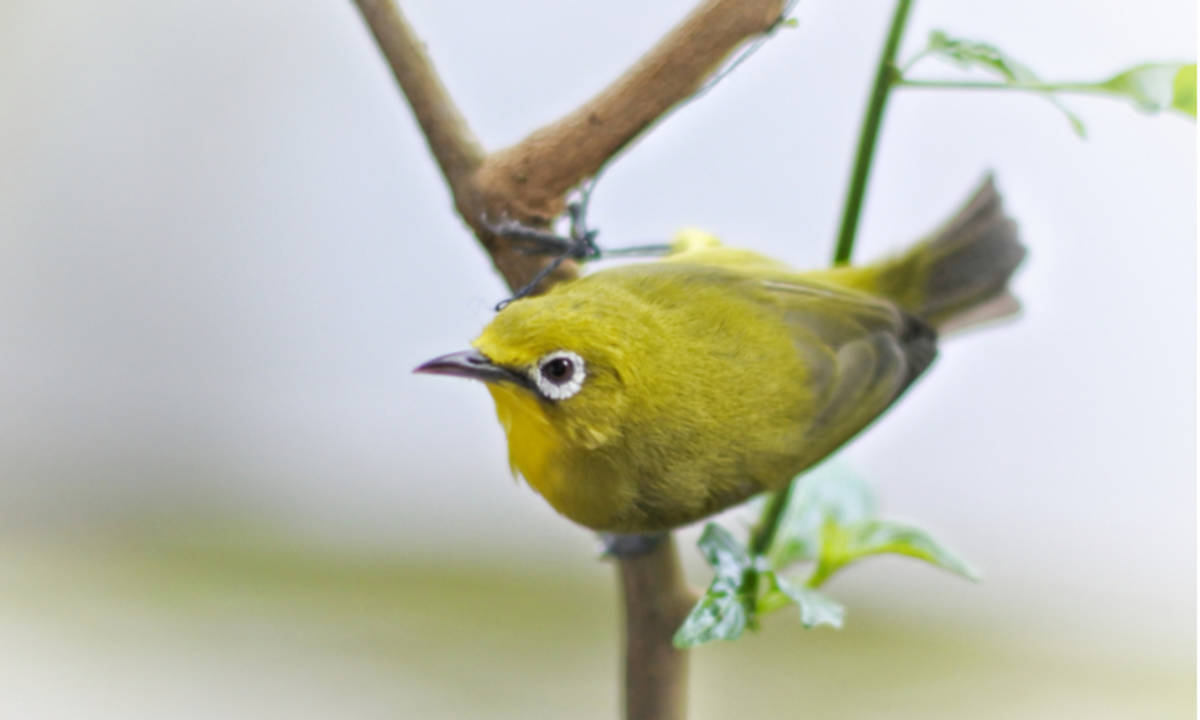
[899,30,1196,137]
[695,19,1197,651]
[675,464,977,648]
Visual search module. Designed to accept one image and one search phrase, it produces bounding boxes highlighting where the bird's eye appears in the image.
[532,350,586,400]
[541,357,573,383]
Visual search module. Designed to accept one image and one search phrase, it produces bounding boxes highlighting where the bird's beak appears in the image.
[414,349,527,386]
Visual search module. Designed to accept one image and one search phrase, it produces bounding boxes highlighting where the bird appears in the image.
[416,177,1025,534]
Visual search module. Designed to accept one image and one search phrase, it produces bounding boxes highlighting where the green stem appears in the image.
[897,78,1101,93]
[753,0,915,573]
[750,486,791,556]
[747,484,792,617]
[832,0,915,266]
[754,0,916,569]
[805,561,837,589]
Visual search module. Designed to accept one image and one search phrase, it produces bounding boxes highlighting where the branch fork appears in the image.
[352,2,789,718]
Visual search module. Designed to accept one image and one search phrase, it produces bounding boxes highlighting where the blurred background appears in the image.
[0,0,1194,717]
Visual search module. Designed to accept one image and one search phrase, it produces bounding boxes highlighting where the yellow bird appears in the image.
[417,178,1024,533]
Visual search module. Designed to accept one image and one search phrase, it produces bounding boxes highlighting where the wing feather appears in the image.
[761,277,936,468]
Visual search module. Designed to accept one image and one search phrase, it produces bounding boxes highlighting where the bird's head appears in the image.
[416,283,644,455]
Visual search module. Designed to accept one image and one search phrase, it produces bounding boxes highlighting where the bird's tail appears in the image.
[827,175,1027,333]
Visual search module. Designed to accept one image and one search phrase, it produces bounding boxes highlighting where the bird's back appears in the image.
[550,258,935,531]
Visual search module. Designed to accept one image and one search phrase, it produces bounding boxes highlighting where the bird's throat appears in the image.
[486,384,565,499]
[485,384,621,530]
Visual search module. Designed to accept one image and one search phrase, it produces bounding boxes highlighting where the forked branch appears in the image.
[354,0,786,292]
[352,2,787,718]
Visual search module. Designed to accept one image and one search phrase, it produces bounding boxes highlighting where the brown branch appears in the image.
[351,0,484,194]
[356,0,786,291]
[477,0,788,218]
[351,1,786,717]
[618,535,696,720]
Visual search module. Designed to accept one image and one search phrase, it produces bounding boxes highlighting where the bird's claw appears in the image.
[599,532,667,558]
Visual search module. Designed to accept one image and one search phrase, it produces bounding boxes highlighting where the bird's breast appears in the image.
[485,385,633,530]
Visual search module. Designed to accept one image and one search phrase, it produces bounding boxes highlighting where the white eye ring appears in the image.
[531,350,586,401]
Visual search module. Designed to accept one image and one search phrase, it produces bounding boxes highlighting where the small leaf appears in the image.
[673,584,751,648]
[912,32,1196,126]
[925,30,1035,83]
[1099,63,1197,117]
[756,585,793,616]
[768,462,875,568]
[801,519,850,588]
[696,522,751,579]
[845,520,980,582]
[918,30,1087,136]
[770,572,845,629]
[674,523,757,648]
[1174,65,1197,115]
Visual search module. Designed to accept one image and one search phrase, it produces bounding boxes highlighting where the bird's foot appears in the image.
[599,532,667,558]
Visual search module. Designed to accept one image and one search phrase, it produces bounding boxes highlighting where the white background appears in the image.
[0,1,1194,717]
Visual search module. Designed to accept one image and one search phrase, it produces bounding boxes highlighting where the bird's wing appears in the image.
[758,276,937,468]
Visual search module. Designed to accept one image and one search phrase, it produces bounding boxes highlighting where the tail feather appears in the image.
[871,174,1027,331]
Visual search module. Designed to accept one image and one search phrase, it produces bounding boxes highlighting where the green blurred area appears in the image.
[2,521,1191,719]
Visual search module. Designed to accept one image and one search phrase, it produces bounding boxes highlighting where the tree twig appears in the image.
[351,0,484,193]
[355,0,785,291]
[478,0,789,213]
[351,0,560,289]
[351,1,786,717]
[618,535,696,720]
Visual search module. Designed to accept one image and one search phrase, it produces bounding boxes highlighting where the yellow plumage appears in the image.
[419,179,1024,533]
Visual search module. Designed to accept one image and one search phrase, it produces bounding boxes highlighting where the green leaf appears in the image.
[917,30,1087,136]
[845,520,980,582]
[925,30,1036,83]
[807,519,979,587]
[696,521,751,578]
[683,467,977,646]
[1098,63,1197,117]
[1174,65,1197,115]
[767,462,875,568]
[769,572,845,629]
[673,523,756,648]
[908,32,1196,125]
[673,581,752,648]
